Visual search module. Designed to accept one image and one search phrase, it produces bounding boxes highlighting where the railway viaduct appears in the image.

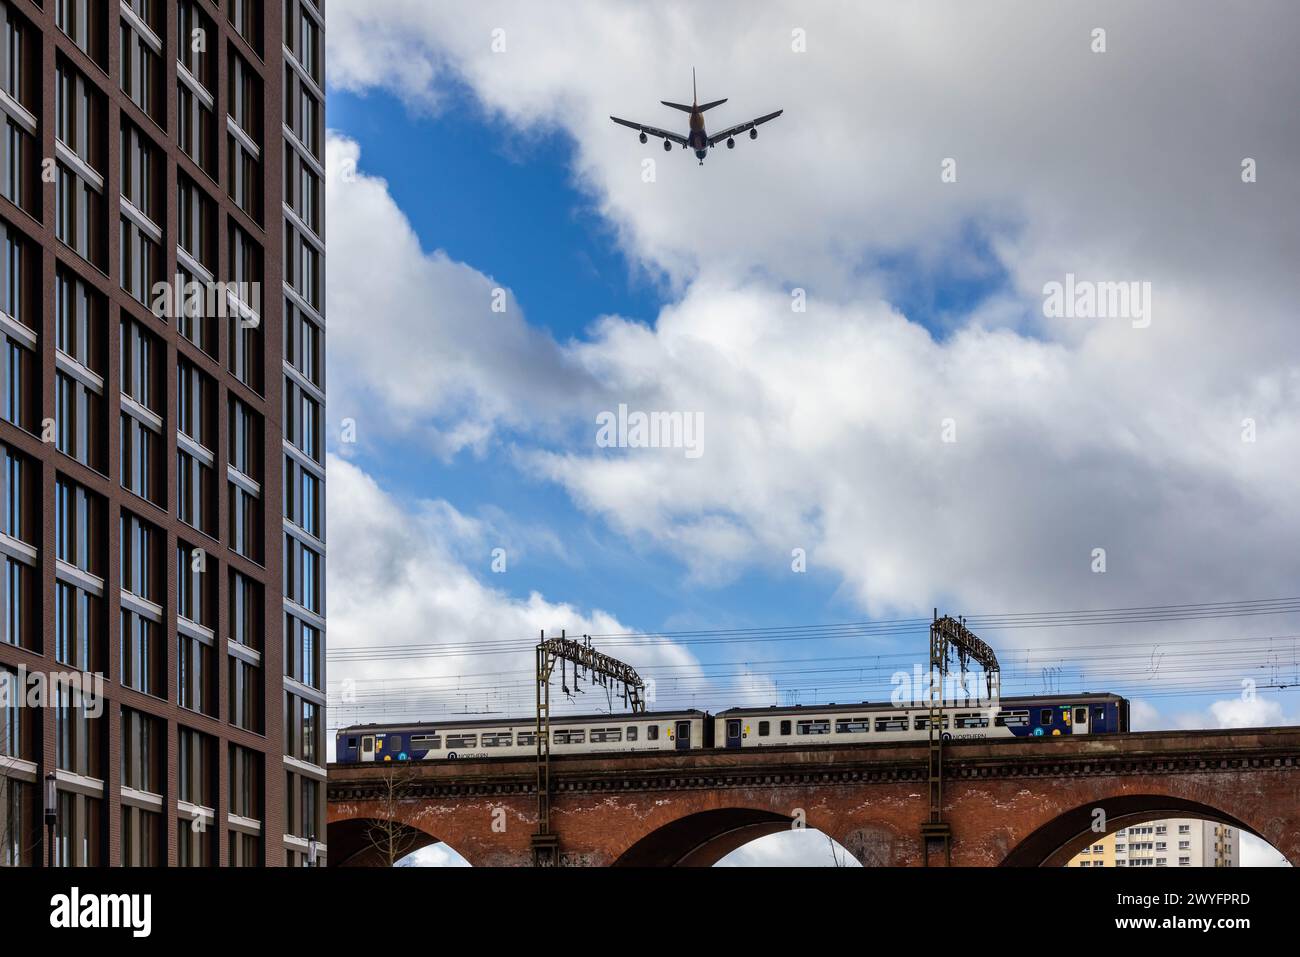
[326,726,1300,866]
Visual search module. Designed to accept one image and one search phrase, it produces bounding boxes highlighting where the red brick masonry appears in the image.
[327,726,1300,866]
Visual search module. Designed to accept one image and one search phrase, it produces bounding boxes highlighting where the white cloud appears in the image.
[322,2,1300,731]
[325,455,703,739]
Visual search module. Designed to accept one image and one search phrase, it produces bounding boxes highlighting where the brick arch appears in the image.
[1000,793,1298,867]
[327,798,515,867]
[613,808,795,866]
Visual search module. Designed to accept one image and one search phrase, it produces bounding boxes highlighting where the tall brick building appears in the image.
[0,0,325,866]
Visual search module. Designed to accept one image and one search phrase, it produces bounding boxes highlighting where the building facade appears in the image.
[0,0,325,866]
[1069,818,1239,868]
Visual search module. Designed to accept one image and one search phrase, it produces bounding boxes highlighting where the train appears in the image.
[335,692,1129,763]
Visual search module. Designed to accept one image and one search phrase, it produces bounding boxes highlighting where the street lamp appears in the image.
[43,772,57,868]
[307,833,318,868]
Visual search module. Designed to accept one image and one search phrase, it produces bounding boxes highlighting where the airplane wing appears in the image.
[610,115,688,147]
[707,109,783,147]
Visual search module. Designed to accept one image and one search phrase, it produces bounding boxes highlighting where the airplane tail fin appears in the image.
[660,101,695,113]
[695,98,728,113]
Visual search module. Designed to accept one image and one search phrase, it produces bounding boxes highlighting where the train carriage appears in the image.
[334,694,1128,764]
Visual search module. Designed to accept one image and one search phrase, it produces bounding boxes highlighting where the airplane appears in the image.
[610,68,783,165]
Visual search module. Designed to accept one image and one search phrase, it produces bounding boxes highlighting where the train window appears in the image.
[796,720,831,735]
[410,735,441,749]
[626,726,638,742]
[347,737,357,748]
[758,721,770,737]
[780,720,791,735]
[995,711,1029,727]
[483,732,512,747]
[553,730,586,745]
[835,719,871,733]
[913,715,949,730]
[1040,710,1053,725]
[590,728,623,744]
[1075,707,1087,724]
[647,725,658,741]
[445,734,477,748]
[876,716,909,732]
[726,720,742,738]
[517,732,537,747]
[955,713,989,729]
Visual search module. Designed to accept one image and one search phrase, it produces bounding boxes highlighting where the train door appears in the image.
[725,719,742,749]
[675,721,691,750]
[1091,705,1107,733]
[1073,706,1088,735]
[360,735,375,762]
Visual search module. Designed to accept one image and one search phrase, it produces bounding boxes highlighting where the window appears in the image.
[121,410,162,504]
[57,689,103,777]
[54,790,102,866]
[228,224,264,389]
[120,511,160,601]
[779,720,791,735]
[0,11,36,213]
[121,14,163,121]
[285,301,322,384]
[56,57,104,171]
[121,707,162,792]
[797,719,830,735]
[176,540,214,626]
[553,730,585,745]
[230,571,262,649]
[590,728,622,744]
[55,477,104,575]
[516,731,536,747]
[0,442,30,543]
[995,710,1029,727]
[1,550,31,648]
[483,732,512,747]
[284,534,320,613]
[121,319,160,411]
[55,579,103,673]
[1040,709,1053,725]
[284,691,322,764]
[646,725,659,741]
[835,718,870,733]
[229,655,262,732]
[178,174,215,270]
[445,734,476,749]
[51,371,90,462]
[227,50,262,219]
[758,720,769,736]
[285,613,320,689]
[121,806,162,866]
[229,0,263,54]
[875,715,909,732]
[179,727,216,807]
[56,266,106,373]
[626,726,639,742]
[178,628,215,715]
[285,455,321,537]
[55,0,107,65]
[228,744,261,819]
[177,0,214,89]
[229,396,261,478]
[120,608,162,696]
[0,332,30,432]
[230,482,262,561]
[410,734,440,749]
[955,713,989,729]
[178,449,216,535]
[56,162,106,266]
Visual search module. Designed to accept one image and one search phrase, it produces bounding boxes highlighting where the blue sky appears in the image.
[320,1,1300,866]
[326,85,859,644]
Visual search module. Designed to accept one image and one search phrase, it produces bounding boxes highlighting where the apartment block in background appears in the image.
[0,0,325,866]
[1069,818,1240,868]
